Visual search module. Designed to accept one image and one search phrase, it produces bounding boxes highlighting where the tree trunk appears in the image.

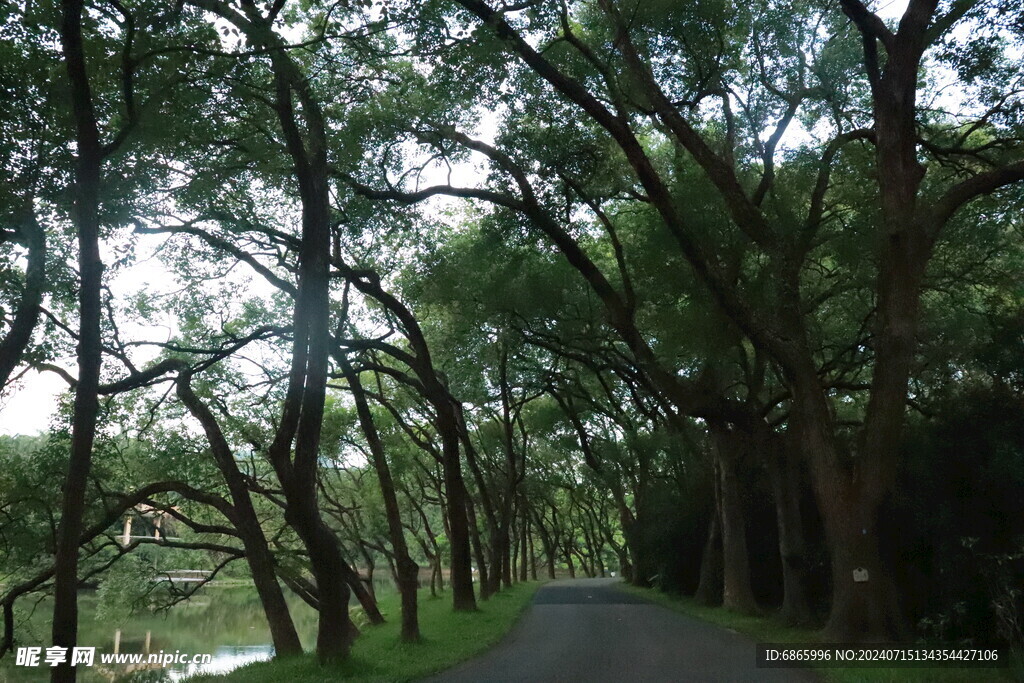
[436,406,476,610]
[510,521,518,584]
[528,526,537,581]
[790,374,905,641]
[694,509,723,606]
[342,360,419,640]
[768,431,813,626]
[0,210,44,390]
[532,512,557,580]
[713,427,759,614]
[176,372,303,656]
[460,417,499,599]
[490,519,512,592]
[244,527,305,655]
[347,570,384,625]
[189,1,360,660]
[467,501,489,600]
[330,255,476,612]
[52,3,104,679]
[518,513,528,583]
[302,517,359,660]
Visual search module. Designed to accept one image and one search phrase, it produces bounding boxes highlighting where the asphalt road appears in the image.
[425,578,818,683]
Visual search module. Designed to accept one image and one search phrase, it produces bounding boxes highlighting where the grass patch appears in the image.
[188,581,542,683]
[619,583,1021,683]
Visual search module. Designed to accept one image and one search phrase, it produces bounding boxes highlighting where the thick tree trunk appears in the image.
[768,432,813,626]
[712,427,759,614]
[490,520,512,592]
[243,526,305,655]
[791,374,904,641]
[460,415,499,598]
[694,509,723,606]
[820,493,903,642]
[621,523,643,586]
[190,2,360,660]
[436,407,477,610]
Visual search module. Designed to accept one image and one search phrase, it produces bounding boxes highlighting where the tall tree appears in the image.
[51,1,110,678]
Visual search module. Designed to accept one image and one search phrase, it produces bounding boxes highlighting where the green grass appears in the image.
[619,584,1021,683]
[188,581,542,683]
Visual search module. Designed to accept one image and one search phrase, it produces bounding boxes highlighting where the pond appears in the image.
[0,585,344,682]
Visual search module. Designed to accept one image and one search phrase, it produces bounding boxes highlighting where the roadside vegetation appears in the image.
[189,582,541,683]
[622,584,1024,683]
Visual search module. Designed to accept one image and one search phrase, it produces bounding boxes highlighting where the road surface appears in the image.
[426,578,817,682]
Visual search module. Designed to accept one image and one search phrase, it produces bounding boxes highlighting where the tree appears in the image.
[351,0,1024,639]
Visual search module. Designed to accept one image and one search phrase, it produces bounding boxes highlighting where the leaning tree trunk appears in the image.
[177,373,303,655]
[0,209,45,390]
[346,570,384,625]
[342,360,419,641]
[189,0,363,659]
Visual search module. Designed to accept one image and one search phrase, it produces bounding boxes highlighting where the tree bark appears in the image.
[332,267,477,611]
[0,209,45,391]
[531,510,557,579]
[186,0,361,659]
[341,360,419,641]
[346,570,384,625]
[52,2,104,679]
[467,500,489,599]
[711,426,759,614]
[694,503,723,606]
[528,523,537,581]
[518,508,528,583]
[438,414,476,609]
[176,372,303,656]
[768,430,813,626]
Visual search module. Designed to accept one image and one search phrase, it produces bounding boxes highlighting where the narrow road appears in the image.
[426,578,817,683]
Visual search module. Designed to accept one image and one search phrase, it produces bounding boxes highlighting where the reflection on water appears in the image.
[166,645,273,681]
[0,586,329,682]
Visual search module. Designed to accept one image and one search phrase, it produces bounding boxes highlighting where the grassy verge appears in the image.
[188,581,541,683]
[619,584,1020,683]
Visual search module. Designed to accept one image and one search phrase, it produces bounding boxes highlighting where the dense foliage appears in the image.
[0,0,1022,678]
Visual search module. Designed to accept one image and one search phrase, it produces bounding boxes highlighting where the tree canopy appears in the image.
[1,0,1023,678]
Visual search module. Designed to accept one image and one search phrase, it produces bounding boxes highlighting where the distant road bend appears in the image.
[426,578,817,683]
